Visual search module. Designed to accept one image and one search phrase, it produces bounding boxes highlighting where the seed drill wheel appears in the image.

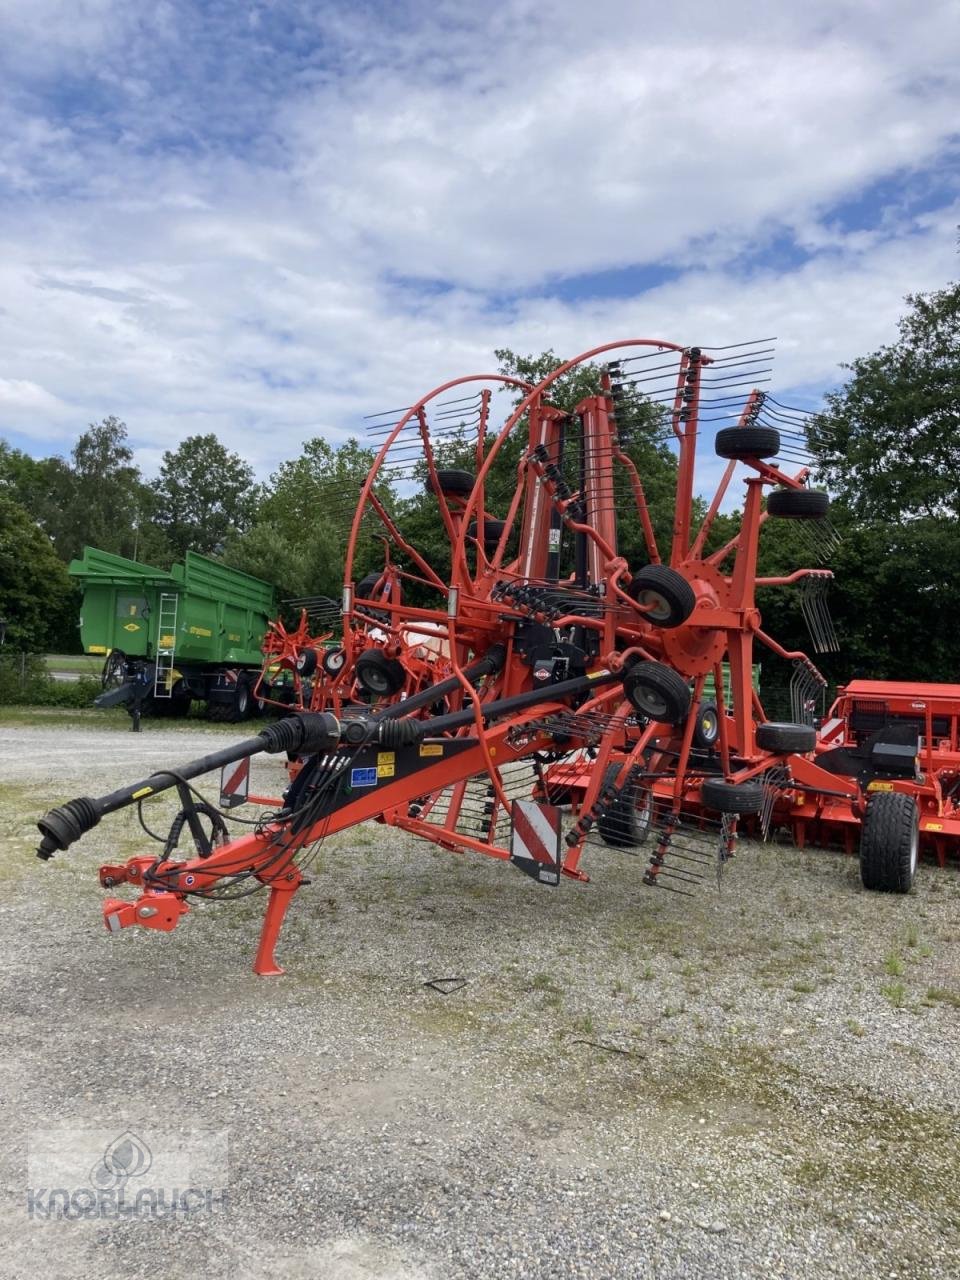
[859,792,919,893]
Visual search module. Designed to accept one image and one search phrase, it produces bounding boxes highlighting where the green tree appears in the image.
[41,417,148,562]
[0,441,52,516]
[151,434,258,558]
[782,278,960,686]
[226,436,384,600]
[0,494,76,651]
[808,281,960,520]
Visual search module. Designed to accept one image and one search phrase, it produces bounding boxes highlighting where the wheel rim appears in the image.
[636,589,671,622]
[910,824,918,878]
[633,685,669,718]
[361,669,391,695]
[632,790,652,839]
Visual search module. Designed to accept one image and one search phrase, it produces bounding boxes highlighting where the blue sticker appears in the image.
[350,767,378,788]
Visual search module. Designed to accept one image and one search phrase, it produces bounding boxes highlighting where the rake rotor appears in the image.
[37,334,856,974]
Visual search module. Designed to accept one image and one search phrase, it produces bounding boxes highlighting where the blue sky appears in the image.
[0,0,958,485]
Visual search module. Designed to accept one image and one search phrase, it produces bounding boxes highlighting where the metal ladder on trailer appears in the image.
[154,593,179,699]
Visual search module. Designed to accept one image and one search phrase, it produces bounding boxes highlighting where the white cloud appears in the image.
[0,0,956,491]
[0,377,71,430]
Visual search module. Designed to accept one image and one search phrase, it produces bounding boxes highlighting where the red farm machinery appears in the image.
[36,335,925,976]
[771,679,960,875]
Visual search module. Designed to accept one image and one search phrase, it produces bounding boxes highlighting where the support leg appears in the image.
[253,875,303,976]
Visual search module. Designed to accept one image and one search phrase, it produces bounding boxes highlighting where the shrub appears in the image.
[0,653,100,708]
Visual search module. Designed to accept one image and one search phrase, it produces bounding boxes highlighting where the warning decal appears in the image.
[510,800,562,886]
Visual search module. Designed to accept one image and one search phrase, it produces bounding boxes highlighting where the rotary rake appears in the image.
[37,335,867,976]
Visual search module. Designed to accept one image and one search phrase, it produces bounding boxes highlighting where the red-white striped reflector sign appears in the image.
[510,800,562,886]
[219,757,250,809]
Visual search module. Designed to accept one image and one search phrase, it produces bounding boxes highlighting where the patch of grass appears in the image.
[571,1013,596,1035]
[794,1156,830,1186]
[883,951,905,977]
[904,922,920,949]
[845,1019,866,1037]
[924,986,960,1009]
[881,981,907,1008]
[531,972,560,993]
[44,654,103,675]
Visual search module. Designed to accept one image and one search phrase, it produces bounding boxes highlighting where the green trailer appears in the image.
[70,546,278,723]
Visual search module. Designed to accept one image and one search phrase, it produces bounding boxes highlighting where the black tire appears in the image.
[356,572,384,599]
[295,648,318,677]
[102,650,126,691]
[356,649,406,697]
[627,565,696,628]
[151,682,192,718]
[205,699,234,723]
[692,702,719,749]
[715,426,781,460]
[322,648,347,677]
[426,468,475,497]
[234,677,253,721]
[766,488,831,519]
[700,777,764,814]
[466,517,507,547]
[623,660,692,725]
[860,792,918,893]
[756,721,817,753]
[597,763,652,848]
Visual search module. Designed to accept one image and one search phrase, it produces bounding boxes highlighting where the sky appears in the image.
[0,0,958,488]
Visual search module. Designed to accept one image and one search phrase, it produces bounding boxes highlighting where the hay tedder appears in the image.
[36,336,920,976]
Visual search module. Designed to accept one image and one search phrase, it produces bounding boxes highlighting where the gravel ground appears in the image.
[2,717,960,1280]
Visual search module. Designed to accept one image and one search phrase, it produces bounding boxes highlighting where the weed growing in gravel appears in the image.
[845,1019,866,1037]
[883,952,905,977]
[924,986,960,1008]
[531,972,559,993]
[791,979,817,994]
[881,981,908,1008]
[904,922,920,948]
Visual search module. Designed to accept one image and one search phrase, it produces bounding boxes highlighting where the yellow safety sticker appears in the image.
[377,763,395,778]
[867,781,894,792]
[188,626,212,637]
[88,646,107,654]
[377,751,396,768]
[160,634,175,647]
[925,822,944,831]
[132,786,153,800]
[587,669,610,681]
[419,744,443,757]
[123,623,140,632]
